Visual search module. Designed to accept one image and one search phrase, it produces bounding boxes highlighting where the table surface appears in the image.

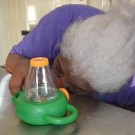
[0,67,135,135]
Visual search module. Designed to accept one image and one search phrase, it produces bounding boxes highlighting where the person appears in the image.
[5,1,135,111]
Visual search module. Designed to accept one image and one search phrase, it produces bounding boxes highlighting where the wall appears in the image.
[0,0,27,66]
[26,0,53,24]
[88,0,102,9]
[0,1,8,65]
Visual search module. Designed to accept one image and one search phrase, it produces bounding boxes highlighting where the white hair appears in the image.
[60,1,135,93]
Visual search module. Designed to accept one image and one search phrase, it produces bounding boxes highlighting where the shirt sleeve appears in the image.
[103,77,135,107]
[10,4,103,63]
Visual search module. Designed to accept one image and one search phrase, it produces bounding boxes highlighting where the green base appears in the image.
[12,90,78,125]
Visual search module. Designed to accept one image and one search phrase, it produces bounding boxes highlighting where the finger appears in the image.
[9,73,25,95]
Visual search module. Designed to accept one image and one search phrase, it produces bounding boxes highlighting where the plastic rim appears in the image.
[59,88,69,100]
[30,57,49,67]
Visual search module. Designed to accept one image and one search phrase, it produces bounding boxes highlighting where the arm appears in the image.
[6,53,30,94]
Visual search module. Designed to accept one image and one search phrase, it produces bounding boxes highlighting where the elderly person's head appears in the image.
[53,1,135,94]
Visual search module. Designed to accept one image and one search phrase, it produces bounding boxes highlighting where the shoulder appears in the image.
[55,4,104,16]
[54,4,104,22]
[56,4,102,11]
[37,4,104,30]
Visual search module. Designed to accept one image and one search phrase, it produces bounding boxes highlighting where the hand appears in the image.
[6,53,30,95]
[9,64,29,95]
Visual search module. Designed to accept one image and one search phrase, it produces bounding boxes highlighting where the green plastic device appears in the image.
[12,90,78,125]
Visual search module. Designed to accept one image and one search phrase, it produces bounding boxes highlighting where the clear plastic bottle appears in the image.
[25,57,57,102]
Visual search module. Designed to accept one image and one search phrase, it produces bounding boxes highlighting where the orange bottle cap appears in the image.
[30,57,49,67]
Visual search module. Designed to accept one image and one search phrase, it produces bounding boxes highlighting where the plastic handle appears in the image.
[43,104,78,125]
[12,90,24,103]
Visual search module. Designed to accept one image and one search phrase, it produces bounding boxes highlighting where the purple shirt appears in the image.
[10,4,135,108]
[90,77,135,107]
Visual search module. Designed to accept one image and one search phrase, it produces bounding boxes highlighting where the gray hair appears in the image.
[60,1,135,93]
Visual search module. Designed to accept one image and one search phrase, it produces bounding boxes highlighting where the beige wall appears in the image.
[0,0,27,66]
[0,1,8,65]
[26,0,52,23]
[88,0,102,9]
